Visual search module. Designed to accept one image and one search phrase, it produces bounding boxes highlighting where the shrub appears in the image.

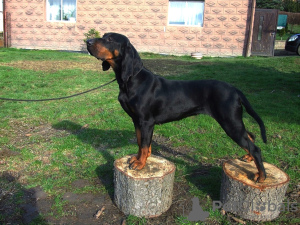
[83,28,101,43]
[277,28,286,40]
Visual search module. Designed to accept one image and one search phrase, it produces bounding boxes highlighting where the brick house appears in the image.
[3,0,255,57]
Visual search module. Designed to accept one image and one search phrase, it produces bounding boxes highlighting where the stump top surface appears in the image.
[114,155,176,179]
[224,159,290,190]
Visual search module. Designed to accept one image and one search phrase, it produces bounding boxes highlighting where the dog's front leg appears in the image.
[129,121,154,170]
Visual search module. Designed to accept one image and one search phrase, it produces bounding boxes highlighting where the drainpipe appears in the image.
[245,0,256,57]
[3,0,7,47]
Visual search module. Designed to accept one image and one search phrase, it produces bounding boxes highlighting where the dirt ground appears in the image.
[0,173,196,225]
[0,123,204,225]
[1,123,298,225]
[1,55,299,225]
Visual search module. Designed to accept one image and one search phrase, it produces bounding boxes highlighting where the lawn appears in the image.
[0,48,299,224]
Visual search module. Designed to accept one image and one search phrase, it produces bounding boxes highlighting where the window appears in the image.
[47,0,77,22]
[258,16,264,41]
[168,1,204,26]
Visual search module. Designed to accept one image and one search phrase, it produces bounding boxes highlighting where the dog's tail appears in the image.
[236,89,267,143]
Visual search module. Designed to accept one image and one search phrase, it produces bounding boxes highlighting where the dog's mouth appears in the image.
[87,49,106,62]
[91,53,116,62]
[98,57,113,61]
[87,46,118,63]
[87,46,118,71]
[88,48,116,62]
[96,57,105,61]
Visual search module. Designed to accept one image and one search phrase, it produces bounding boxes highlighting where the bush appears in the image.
[277,28,286,40]
[83,28,101,43]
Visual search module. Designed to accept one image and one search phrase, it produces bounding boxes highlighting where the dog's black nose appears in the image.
[86,39,94,47]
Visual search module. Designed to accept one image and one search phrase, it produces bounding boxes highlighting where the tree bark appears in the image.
[114,155,176,218]
[220,159,290,221]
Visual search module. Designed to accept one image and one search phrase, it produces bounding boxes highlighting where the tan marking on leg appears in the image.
[130,147,148,170]
[248,133,255,143]
[253,160,266,183]
[242,148,254,162]
[147,145,152,158]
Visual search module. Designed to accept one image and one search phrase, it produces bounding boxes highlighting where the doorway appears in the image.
[251,9,278,56]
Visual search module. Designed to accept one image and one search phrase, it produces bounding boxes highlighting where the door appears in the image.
[251,9,278,56]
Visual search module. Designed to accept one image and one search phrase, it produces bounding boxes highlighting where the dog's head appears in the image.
[87,32,143,83]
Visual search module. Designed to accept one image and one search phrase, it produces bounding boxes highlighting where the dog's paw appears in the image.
[254,173,266,183]
[129,155,138,164]
[241,154,254,162]
[129,160,146,170]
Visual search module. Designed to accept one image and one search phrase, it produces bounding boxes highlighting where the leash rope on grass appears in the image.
[0,78,116,102]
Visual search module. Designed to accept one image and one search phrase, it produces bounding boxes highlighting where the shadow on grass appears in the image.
[151,141,223,201]
[53,120,223,201]
[0,172,48,224]
[52,120,133,200]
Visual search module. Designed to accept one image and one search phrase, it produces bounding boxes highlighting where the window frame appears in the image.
[46,0,77,22]
[168,0,205,27]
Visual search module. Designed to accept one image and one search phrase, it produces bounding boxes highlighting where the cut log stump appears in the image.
[220,159,290,222]
[114,155,176,218]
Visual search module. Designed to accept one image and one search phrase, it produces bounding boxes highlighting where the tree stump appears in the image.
[220,159,290,221]
[114,155,176,218]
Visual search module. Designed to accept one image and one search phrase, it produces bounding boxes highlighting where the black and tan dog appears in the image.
[87,33,267,182]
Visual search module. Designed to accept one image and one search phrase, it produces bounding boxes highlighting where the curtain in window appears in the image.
[168,1,204,26]
[168,2,185,25]
[186,2,204,26]
[47,0,61,21]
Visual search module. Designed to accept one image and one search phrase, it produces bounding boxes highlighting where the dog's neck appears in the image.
[114,60,144,92]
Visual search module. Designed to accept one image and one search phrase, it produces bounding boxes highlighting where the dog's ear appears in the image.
[102,61,110,71]
[121,41,143,83]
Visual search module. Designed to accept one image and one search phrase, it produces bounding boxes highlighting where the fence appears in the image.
[279,11,300,25]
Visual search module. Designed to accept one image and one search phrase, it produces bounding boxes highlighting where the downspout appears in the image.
[3,0,7,47]
[245,0,256,57]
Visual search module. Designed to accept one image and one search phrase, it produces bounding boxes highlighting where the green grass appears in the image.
[0,48,299,224]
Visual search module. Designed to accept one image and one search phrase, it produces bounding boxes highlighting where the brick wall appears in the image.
[5,0,253,57]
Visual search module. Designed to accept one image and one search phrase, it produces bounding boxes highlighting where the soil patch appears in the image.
[142,59,205,76]
[0,147,20,159]
[0,171,196,224]
[0,60,102,73]
[0,58,206,77]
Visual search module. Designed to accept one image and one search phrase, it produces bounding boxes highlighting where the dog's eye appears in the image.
[107,37,113,42]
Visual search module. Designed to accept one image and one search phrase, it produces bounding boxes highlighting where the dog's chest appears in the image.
[118,91,136,116]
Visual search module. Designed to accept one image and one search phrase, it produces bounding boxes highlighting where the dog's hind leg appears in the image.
[241,131,256,162]
[245,141,266,183]
[218,119,266,182]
